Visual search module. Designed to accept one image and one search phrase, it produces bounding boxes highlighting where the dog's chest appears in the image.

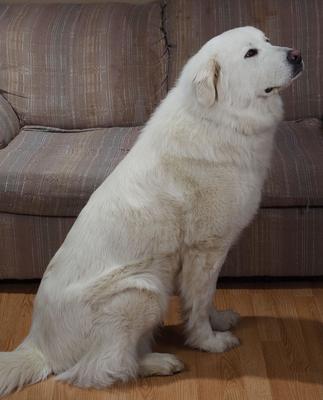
[184,171,261,241]
[179,148,270,245]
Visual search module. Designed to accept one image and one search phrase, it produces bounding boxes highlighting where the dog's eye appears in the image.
[244,49,258,58]
[265,37,270,43]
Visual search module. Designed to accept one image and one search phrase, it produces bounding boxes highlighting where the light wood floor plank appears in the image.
[0,281,322,400]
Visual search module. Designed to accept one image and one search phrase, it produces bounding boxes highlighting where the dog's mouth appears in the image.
[265,62,304,95]
[290,63,304,81]
[265,87,276,93]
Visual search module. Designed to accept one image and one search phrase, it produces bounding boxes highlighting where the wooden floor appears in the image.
[1,280,323,400]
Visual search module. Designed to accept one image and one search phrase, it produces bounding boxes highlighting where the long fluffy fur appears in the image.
[0,26,302,396]
[0,342,51,397]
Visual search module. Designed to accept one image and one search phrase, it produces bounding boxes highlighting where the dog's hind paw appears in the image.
[139,353,184,377]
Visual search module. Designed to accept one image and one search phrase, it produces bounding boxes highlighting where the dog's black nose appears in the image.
[287,49,302,65]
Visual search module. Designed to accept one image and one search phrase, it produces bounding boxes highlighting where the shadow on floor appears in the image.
[144,316,323,386]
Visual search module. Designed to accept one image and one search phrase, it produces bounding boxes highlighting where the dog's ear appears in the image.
[193,59,220,107]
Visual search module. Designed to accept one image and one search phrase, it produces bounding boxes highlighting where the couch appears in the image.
[0,0,322,279]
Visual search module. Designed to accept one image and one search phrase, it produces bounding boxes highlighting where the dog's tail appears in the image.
[0,341,51,397]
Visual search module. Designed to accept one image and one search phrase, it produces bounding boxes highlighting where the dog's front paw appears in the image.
[190,331,240,353]
[210,309,240,331]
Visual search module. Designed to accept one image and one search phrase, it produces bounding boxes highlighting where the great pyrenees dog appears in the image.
[0,26,303,396]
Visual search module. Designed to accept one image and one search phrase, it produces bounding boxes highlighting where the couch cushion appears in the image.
[0,119,322,218]
[0,3,166,129]
[263,118,323,207]
[0,126,140,217]
[166,0,323,120]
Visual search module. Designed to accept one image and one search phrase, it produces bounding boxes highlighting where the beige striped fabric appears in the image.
[166,0,323,120]
[262,118,323,207]
[0,212,75,279]
[0,3,167,129]
[0,119,322,218]
[1,207,322,279]
[0,126,141,217]
[222,207,323,277]
[0,94,20,149]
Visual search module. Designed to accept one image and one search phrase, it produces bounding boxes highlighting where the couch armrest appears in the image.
[0,94,20,149]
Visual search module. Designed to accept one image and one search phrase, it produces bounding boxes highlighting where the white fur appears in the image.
[0,26,302,396]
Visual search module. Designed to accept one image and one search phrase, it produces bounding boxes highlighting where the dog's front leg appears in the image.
[208,262,240,331]
[180,246,240,352]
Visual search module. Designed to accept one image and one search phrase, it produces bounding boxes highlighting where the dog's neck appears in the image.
[181,90,284,137]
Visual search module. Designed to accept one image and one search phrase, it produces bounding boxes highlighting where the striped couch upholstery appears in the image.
[0,95,20,149]
[0,3,167,128]
[0,1,322,278]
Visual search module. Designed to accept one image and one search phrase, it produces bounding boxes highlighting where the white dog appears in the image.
[0,26,303,396]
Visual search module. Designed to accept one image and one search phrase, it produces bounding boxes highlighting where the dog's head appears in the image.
[181,26,303,109]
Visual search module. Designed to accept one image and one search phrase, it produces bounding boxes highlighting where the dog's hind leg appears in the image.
[56,288,166,388]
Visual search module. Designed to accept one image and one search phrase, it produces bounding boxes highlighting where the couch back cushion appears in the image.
[166,0,323,120]
[0,3,166,129]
